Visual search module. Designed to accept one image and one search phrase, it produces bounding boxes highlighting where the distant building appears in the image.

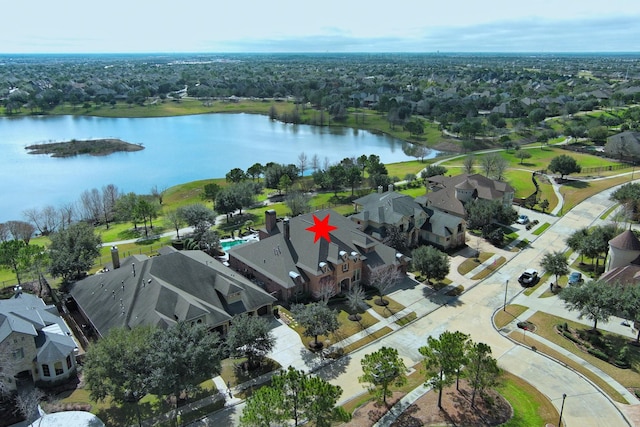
[68,246,276,338]
[0,292,78,391]
[605,131,640,161]
[228,209,410,302]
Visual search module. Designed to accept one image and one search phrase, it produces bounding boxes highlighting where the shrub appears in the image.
[587,347,609,361]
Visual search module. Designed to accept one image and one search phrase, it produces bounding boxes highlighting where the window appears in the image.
[54,361,63,376]
[66,355,73,369]
[42,364,50,377]
[13,348,24,359]
[342,263,349,272]
[353,269,361,283]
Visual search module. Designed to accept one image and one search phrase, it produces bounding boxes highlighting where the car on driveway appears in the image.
[517,214,530,224]
[568,271,583,285]
[518,268,539,286]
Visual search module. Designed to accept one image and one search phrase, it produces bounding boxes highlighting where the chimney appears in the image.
[283,218,290,240]
[111,246,120,269]
[132,263,136,277]
[377,185,383,194]
[388,184,394,192]
[265,209,277,233]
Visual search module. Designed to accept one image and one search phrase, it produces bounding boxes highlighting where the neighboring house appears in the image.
[228,209,410,302]
[604,131,640,161]
[351,185,466,250]
[68,246,276,339]
[0,292,78,391]
[418,173,515,219]
[601,230,640,287]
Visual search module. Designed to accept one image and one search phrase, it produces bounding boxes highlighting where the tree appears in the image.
[346,284,366,321]
[466,199,517,230]
[422,164,447,178]
[566,227,590,264]
[226,313,275,370]
[411,245,450,285]
[549,154,581,179]
[84,326,155,426]
[326,164,347,195]
[359,347,407,405]
[539,199,550,213]
[17,244,49,296]
[297,152,308,177]
[240,385,286,427]
[285,191,311,216]
[344,164,363,195]
[134,196,159,238]
[559,280,621,331]
[201,183,221,206]
[291,302,339,349]
[368,264,402,305]
[147,322,223,411]
[0,240,26,284]
[466,341,501,408]
[619,285,640,343]
[164,209,185,238]
[179,203,216,241]
[515,150,532,164]
[150,184,167,205]
[540,251,569,285]
[247,163,264,181]
[226,167,247,183]
[241,367,348,427]
[463,155,476,174]
[49,222,101,284]
[610,183,640,222]
[419,331,469,409]
[5,220,35,244]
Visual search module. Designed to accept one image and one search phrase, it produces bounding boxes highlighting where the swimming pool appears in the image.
[220,239,247,251]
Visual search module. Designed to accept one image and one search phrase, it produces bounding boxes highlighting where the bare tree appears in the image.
[297,152,308,177]
[311,154,320,172]
[316,277,337,302]
[22,208,45,236]
[346,284,366,321]
[6,220,35,244]
[368,264,402,306]
[493,155,509,181]
[164,209,185,238]
[100,184,120,229]
[14,387,45,424]
[58,202,76,230]
[463,155,475,174]
[0,223,8,242]
[80,188,101,223]
[150,185,168,205]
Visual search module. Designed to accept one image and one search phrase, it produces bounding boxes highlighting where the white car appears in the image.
[517,214,529,224]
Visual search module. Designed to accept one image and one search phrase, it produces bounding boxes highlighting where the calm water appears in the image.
[0,113,437,222]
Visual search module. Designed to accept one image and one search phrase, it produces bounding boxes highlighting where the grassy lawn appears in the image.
[471,256,506,280]
[279,303,380,349]
[457,252,493,275]
[364,295,407,318]
[219,357,281,389]
[526,311,640,393]
[493,304,529,329]
[385,160,430,179]
[497,371,560,427]
[532,222,551,235]
[340,326,394,354]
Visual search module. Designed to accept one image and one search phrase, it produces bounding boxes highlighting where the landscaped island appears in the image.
[25,138,143,157]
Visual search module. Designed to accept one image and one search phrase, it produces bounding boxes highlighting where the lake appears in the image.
[0,113,438,223]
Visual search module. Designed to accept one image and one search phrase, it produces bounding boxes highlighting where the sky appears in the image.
[2,0,640,53]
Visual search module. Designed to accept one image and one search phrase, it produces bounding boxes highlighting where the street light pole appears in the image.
[558,393,567,427]
[503,279,509,311]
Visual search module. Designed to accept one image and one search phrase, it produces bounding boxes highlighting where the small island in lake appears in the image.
[25,138,144,157]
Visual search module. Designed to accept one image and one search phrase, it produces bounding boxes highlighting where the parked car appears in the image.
[518,269,539,286]
[568,271,583,285]
[517,214,530,224]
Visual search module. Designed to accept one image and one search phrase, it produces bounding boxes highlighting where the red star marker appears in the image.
[305,214,337,243]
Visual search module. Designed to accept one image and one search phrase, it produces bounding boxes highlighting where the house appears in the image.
[0,291,78,391]
[351,185,466,250]
[418,173,515,219]
[228,209,410,302]
[67,246,276,339]
[605,131,640,161]
[601,230,640,287]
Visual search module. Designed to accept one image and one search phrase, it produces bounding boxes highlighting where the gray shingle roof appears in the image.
[69,248,276,337]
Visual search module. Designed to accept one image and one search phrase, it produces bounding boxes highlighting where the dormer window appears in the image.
[319,262,328,273]
[342,263,349,272]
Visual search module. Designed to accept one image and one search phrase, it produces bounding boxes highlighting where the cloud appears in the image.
[215,15,640,53]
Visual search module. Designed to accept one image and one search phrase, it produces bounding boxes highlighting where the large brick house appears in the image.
[68,246,276,338]
[227,209,410,302]
[0,292,78,391]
